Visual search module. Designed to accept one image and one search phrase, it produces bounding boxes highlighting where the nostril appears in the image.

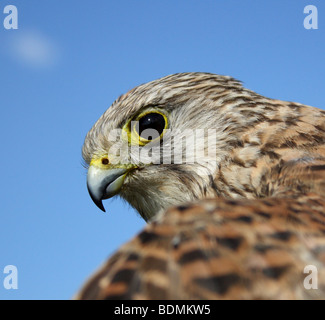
[101,158,109,165]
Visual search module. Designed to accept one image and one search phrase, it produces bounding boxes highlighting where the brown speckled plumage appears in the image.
[78,72,325,299]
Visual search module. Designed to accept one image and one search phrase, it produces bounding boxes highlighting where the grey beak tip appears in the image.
[87,184,106,213]
[99,204,106,213]
[87,166,128,213]
[92,197,106,213]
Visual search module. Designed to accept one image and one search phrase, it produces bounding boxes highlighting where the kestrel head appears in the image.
[82,72,313,221]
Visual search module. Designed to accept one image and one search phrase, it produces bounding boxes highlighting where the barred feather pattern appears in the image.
[79,72,325,299]
[77,193,325,300]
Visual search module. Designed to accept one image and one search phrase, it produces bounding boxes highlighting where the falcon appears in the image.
[77,72,325,299]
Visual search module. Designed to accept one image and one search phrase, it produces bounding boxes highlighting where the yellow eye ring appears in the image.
[123,110,168,146]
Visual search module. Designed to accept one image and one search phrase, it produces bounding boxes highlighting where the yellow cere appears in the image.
[89,156,135,170]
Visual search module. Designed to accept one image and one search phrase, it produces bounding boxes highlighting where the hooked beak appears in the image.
[87,165,129,212]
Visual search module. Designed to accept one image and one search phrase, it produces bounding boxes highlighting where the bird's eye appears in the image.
[130,111,168,145]
[101,158,109,165]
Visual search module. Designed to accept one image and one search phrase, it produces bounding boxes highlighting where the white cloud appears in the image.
[3,29,61,68]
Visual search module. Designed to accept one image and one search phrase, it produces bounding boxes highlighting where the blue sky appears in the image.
[0,0,324,299]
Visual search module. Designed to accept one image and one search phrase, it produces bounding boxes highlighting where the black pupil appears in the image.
[137,113,166,140]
